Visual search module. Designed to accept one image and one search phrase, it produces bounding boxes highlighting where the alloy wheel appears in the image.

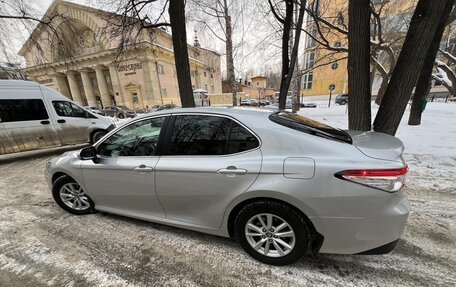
[59,182,91,211]
[244,213,296,258]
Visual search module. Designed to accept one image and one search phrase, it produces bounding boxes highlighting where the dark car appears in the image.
[301,102,317,108]
[156,104,177,111]
[335,94,348,105]
[103,105,136,118]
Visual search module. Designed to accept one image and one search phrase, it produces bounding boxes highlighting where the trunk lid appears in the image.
[346,130,405,163]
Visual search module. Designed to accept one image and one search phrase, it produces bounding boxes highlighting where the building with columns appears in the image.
[18,0,222,109]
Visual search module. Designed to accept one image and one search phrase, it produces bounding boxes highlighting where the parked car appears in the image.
[240,99,251,106]
[335,94,349,105]
[300,102,317,108]
[0,80,114,155]
[135,108,151,114]
[156,104,177,111]
[103,105,136,118]
[264,102,292,110]
[84,106,104,116]
[46,108,409,265]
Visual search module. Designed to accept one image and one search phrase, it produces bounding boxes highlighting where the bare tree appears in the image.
[348,0,371,131]
[189,0,258,106]
[373,0,450,135]
[408,0,456,125]
[268,0,306,110]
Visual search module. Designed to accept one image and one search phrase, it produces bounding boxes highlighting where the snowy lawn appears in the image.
[299,101,456,194]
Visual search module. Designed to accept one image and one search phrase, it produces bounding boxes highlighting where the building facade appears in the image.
[301,0,453,98]
[222,76,276,100]
[18,0,222,109]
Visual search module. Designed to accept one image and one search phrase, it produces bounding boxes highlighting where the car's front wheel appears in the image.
[90,130,107,144]
[234,200,310,265]
[52,175,95,215]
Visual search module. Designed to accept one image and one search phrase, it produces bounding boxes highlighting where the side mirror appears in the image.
[79,146,99,163]
[84,110,89,118]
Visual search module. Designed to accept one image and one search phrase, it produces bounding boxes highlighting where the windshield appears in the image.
[269,112,352,144]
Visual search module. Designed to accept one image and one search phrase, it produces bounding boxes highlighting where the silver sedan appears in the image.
[45,108,410,265]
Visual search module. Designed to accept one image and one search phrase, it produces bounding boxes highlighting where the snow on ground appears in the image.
[0,101,455,286]
[299,101,456,194]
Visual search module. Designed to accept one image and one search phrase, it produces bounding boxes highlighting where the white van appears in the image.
[0,80,115,155]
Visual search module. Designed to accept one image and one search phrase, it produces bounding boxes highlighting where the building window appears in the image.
[211,85,214,93]
[302,72,313,90]
[331,62,339,70]
[305,25,317,49]
[204,71,207,77]
[105,75,112,85]
[157,64,165,74]
[337,12,345,25]
[210,74,214,79]
[191,71,195,77]
[204,84,208,91]
[161,88,168,96]
[91,78,97,88]
[304,51,315,70]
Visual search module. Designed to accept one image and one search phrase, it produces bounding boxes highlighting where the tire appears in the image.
[234,200,310,266]
[90,130,107,144]
[340,100,347,105]
[52,175,95,215]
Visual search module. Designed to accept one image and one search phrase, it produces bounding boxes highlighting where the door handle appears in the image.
[57,119,66,124]
[217,166,248,175]
[133,165,154,173]
[40,120,50,125]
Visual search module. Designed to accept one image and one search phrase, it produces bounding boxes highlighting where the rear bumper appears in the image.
[357,239,400,255]
[316,196,409,254]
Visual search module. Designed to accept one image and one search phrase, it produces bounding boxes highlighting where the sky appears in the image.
[2,0,288,77]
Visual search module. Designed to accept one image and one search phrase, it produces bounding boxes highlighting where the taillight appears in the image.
[335,166,408,192]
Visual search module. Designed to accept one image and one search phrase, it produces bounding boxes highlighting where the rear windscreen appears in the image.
[269,112,352,144]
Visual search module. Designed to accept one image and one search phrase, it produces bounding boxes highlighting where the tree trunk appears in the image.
[224,0,237,106]
[278,0,306,110]
[278,0,293,110]
[348,0,372,131]
[408,0,455,126]
[169,0,195,107]
[373,0,449,135]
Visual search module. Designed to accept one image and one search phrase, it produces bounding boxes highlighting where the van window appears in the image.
[53,101,86,118]
[0,99,49,122]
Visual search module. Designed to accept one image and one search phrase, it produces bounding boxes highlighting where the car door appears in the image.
[155,114,262,228]
[81,116,167,218]
[50,100,93,144]
[0,98,61,153]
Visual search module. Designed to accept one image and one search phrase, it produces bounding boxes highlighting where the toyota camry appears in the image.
[45,108,410,265]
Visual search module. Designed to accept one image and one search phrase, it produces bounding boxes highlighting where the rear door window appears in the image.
[168,115,259,155]
[0,99,49,122]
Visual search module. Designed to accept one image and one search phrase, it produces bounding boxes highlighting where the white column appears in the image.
[108,64,124,105]
[66,71,83,105]
[94,66,111,107]
[79,69,97,107]
[52,73,72,99]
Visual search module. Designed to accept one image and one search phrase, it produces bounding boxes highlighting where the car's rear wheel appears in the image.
[340,100,347,105]
[52,176,95,215]
[234,200,310,265]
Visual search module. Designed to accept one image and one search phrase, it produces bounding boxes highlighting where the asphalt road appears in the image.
[0,154,455,287]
